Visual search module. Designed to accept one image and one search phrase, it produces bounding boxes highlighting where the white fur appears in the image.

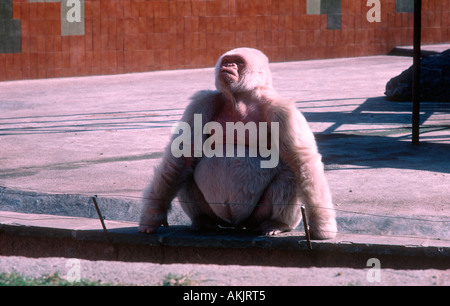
[140,48,337,239]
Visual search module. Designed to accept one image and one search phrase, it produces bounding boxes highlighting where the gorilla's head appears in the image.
[215,48,274,96]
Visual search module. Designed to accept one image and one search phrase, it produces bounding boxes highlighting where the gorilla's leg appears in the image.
[177,176,224,231]
[243,166,300,235]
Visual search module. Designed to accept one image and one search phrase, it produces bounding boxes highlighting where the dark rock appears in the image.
[385,49,450,102]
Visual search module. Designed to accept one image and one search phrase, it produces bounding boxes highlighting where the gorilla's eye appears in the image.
[222,56,245,68]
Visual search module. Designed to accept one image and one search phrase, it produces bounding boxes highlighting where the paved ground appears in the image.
[0,255,449,286]
[1,53,449,220]
[1,46,450,285]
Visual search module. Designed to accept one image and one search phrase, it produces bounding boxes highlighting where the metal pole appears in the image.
[301,205,312,250]
[91,195,113,245]
[412,0,422,145]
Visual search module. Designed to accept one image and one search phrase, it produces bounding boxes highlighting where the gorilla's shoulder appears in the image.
[186,90,222,114]
[190,90,221,104]
[268,96,297,114]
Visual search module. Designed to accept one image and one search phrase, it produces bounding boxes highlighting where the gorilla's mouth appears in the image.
[220,68,238,80]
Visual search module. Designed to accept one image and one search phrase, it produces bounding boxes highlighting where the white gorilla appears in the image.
[139,48,337,239]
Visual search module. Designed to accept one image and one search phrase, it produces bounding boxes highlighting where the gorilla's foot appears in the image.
[139,211,168,234]
[309,218,337,240]
[258,220,292,236]
[139,224,159,234]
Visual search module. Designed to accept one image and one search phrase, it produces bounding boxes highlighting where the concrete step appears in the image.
[1,211,448,269]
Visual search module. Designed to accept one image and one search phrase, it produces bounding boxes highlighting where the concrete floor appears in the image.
[1,54,449,221]
[1,50,450,285]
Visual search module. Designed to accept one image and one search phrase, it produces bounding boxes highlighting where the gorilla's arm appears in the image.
[139,91,221,233]
[273,101,337,239]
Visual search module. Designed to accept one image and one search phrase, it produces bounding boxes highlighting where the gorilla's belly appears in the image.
[194,154,279,225]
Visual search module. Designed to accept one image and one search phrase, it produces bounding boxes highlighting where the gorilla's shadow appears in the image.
[302,97,450,174]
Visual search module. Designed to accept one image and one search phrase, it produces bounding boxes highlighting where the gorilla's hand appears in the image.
[139,210,169,234]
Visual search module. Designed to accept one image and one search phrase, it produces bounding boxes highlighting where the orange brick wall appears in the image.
[1,0,449,82]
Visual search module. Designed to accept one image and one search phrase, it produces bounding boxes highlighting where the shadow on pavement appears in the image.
[302,97,450,174]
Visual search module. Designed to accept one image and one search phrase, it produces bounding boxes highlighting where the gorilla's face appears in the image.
[217,55,247,92]
[218,55,246,85]
[215,48,273,96]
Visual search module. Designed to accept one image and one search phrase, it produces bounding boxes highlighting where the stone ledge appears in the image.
[0,211,449,269]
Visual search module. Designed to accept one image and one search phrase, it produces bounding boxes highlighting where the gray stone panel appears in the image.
[306,0,321,15]
[327,13,342,30]
[0,0,22,53]
[321,0,341,15]
[396,0,414,13]
[306,0,342,30]
[60,0,85,36]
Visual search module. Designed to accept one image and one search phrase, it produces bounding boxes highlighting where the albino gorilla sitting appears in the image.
[139,48,337,239]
